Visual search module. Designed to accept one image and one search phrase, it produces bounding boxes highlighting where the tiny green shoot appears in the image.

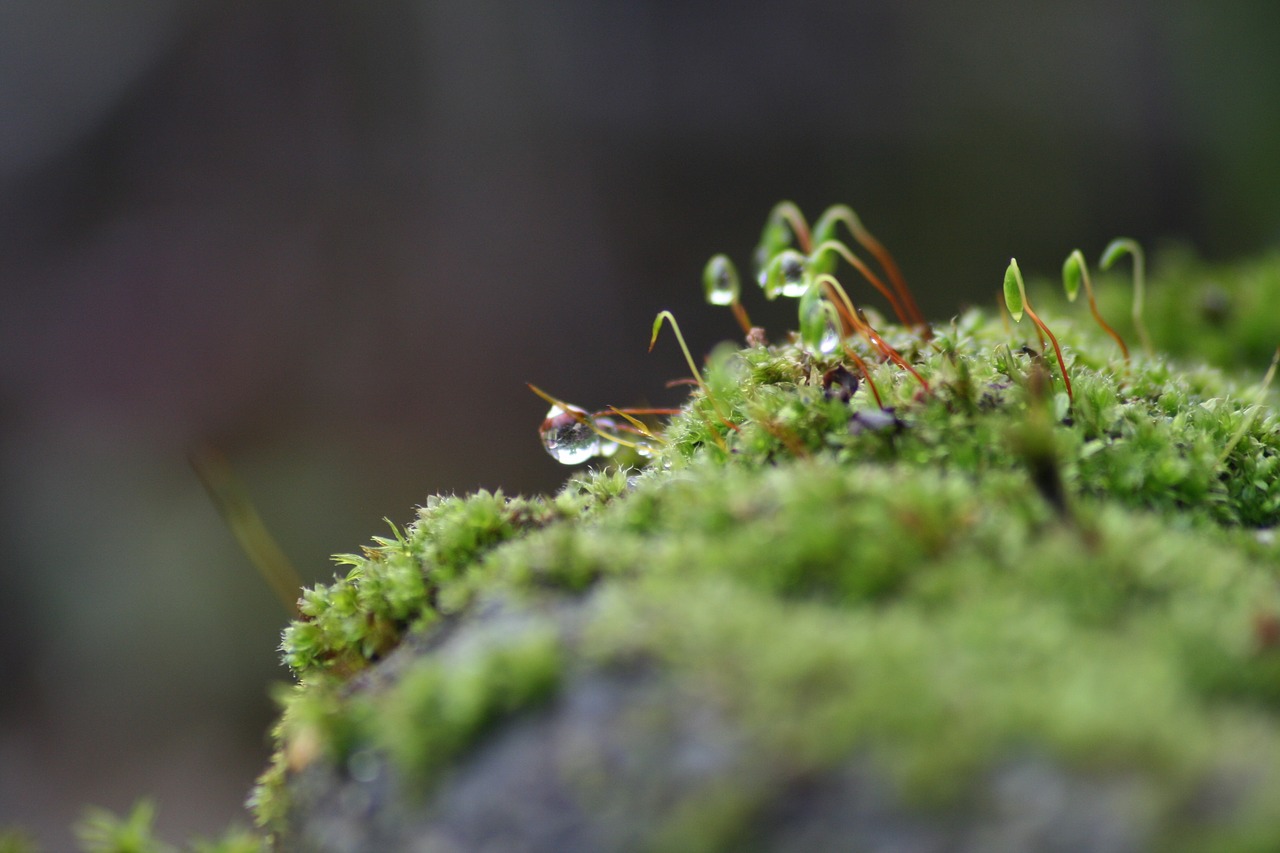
[1063,249,1129,362]
[650,310,736,432]
[1099,237,1153,356]
[1003,259,1074,406]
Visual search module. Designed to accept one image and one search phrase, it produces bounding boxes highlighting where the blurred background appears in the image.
[2,0,1279,846]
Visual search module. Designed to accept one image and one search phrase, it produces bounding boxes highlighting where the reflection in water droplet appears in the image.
[594,418,621,458]
[780,252,809,298]
[819,325,841,354]
[704,255,740,307]
[540,405,600,464]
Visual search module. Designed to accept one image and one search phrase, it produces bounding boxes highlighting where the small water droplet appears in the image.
[703,255,740,307]
[779,251,809,298]
[761,249,811,299]
[540,405,600,464]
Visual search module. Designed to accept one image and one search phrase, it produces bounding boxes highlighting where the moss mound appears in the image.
[247,237,1280,852]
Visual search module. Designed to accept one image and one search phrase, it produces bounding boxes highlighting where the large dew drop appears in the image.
[540,405,601,464]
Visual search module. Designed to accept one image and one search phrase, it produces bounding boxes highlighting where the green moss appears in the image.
[73,801,264,853]
[252,238,1280,849]
[361,621,562,785]
[280,490,566,677]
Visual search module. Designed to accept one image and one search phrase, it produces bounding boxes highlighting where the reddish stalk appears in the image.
[815,205,928,333]
[1022,304,1073,406]
[810,240,911,328]
[773,201,813,254]
[840,346,885,408]
[819,275,931,395]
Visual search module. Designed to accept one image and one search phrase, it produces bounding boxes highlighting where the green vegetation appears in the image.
[51,202,1270,851]
[68,800,263,853]
[244,207,1280,849]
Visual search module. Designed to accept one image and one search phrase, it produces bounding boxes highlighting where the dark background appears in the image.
[2,1,1279,846]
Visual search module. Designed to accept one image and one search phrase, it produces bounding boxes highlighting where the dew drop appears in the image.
[593,417,621,458]
[779,251,810,298]
[540,405,600,464]
[761,249,811,299]
[703,254,740,307]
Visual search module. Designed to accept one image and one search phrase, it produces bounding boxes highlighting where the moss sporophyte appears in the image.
[220,202,1280,852]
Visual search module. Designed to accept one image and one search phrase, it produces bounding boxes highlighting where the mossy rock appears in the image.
[254,247,1280,853]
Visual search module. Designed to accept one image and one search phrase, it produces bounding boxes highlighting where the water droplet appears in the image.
[703,254,740,307]
[593,417,621,458]
[761,249,811,299]
[779,251,810,298]
[540,405,600,464]
[798,287,839,353]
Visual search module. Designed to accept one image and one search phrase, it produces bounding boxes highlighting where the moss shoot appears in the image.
[224,216,1280,852]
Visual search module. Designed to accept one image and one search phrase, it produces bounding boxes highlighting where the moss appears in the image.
[251,236,1280,850]
[359,619,562,786]
[72,800,264,853]
[1084,246,1280,372]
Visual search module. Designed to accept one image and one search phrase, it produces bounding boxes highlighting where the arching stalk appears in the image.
[812,204,927,331]
[1063,249,1129,362]
[767,201,812,253]
[650,310,738,436]
[1099,238,1152,356]
[808,240,910,327]
[753,201,812,276]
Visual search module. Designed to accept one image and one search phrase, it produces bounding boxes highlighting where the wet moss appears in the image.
[256,246,1280,850]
